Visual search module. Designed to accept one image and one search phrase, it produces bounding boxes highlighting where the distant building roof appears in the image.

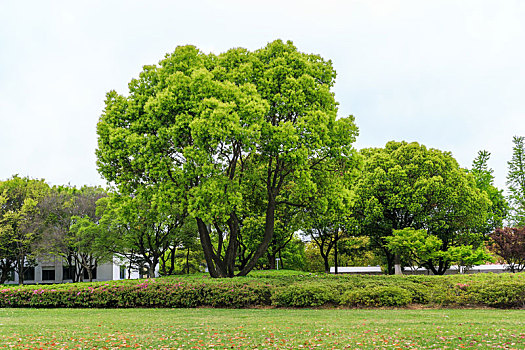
[330,266,382,273]
[330,264,509,274]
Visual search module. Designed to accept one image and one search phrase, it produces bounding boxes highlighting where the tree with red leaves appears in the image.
[489,227,525,272]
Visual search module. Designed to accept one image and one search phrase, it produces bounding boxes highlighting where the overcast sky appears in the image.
[1,1,524,191]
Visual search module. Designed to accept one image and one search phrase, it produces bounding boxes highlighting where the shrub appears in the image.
[2,271,525,309]
[340,286,413,307]
[272,283,338,307]
[470,280,525,308]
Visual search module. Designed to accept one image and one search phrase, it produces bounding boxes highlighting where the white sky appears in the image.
[1,0,524,191]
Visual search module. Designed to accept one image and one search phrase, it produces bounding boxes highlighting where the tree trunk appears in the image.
[1,259,13,284]
[268,251,276,269]
[196,218,224,277]
[384,249,395,275]
[0,270,8,284]
[334,232,339,275]
[237,199,276,276]
[321,250,330,274]
[148,264,156,278]
[168,246,177,275]
[224,213,240,277]
[186,247,190,274]
[394,254,403,275]
[16,257,24,285]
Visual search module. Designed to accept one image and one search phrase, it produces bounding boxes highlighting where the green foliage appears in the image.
[386,228,441,267]
[303,238,379,273]
[3,271,525,309]
[96,40,359,277]
[507,136,525,226]
[471,279,525,308]
[469,150,508,232]
[36,185,108,283]
[272,283,338,307]
[301,156,360,273]
[97,191,186,277]
[354,141,491,274]
[340,286,413,307]
[0,175,49,284]
[386,228,493,272]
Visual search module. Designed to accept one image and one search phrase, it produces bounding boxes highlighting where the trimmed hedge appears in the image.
[341,286,413,307]
[2,271,525,309]
[272,283,338,307]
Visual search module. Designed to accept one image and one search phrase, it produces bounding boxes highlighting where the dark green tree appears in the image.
[354,141,490,275]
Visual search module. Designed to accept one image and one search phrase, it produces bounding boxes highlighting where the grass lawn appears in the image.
[1,308,524,349]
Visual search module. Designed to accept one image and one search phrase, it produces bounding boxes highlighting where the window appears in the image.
[83,267,97,280]
[62,266,73,280]
[119,265,126,279]
[42,268,56,281]
[23,267,35,281]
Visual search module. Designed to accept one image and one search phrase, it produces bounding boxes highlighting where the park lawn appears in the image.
[1,308,524,349]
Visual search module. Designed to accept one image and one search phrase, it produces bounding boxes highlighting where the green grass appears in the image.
[1,308,524,349]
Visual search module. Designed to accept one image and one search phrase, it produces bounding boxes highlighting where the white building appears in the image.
[5,257,144,285]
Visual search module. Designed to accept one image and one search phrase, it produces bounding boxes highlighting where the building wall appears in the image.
[5,257,140,285]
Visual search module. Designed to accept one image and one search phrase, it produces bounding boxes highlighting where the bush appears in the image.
[2,271,525,309]
[272,283,339,307]
[340,286,413,307]
[470,280,525,308]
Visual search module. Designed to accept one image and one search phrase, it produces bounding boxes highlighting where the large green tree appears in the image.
[354,141,490,275]
[96,40,358,277]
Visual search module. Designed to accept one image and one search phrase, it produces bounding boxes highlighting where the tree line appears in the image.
[3,40,525,282]
[2,136,525,283]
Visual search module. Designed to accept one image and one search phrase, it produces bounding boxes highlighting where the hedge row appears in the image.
[2,272,525,309]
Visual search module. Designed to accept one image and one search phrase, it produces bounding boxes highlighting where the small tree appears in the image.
[38,185,107,282]
[0,176,48,284]
[97,190,185,278]
[507,136,525,226]
[0,198,16,283]
[386,228,492,274]
[469,150,508,233]
[489,227,525,272]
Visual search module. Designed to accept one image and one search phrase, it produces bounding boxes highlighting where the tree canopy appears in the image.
[354,141,491,274]
[0,176,49,284]
[96,40,359,277]
[507,136,525,226]
[468,150,508,233]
